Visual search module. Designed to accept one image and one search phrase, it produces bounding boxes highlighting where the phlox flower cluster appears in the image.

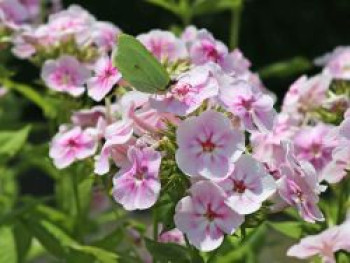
[9,4,350,258]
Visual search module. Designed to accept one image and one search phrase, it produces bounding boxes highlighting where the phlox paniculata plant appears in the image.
[1,2,349,263]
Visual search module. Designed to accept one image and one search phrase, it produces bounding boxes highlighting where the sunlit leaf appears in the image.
[0,125,31,158]
[113,34,170,93]
[145,238,191,262]
[268,221,302,239]
[0,226,17,263]
[0,78,56,118]
[193,0,242,15]
[258,57,312,79]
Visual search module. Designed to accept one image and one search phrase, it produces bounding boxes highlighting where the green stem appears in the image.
[185,236,199,262]
[152,208,159,263]
[153,208,158,242]
[72,173,82,241]
[230,3,244,50]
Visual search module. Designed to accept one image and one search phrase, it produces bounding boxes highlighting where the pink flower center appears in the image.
[202,41,220,62]
[67,138,78,148]
[171,83,193,102]
[310,143,322,157]
[233,180,246,193]
[135,165,148,180]
[204,204,220,221]
[241,98,254,111]
[200,138,216,153]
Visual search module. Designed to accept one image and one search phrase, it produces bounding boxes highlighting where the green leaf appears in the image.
[193,0,242,16]
[145,0,182,16]
[113,34,170,93]
[212,224,267,263]
[0,168,18,215]
[0,226,17,263]
[92,227,124,252]
[145,238,191,263]
[13,221,32,263]
[268,221,302,239]
[69,245,119,263]
[0,78,56,118]
[258,57,312,79]
[21,215,76,257]
[0,125,31,158]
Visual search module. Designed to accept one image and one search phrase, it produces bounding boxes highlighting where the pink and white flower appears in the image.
[251,113,299,175]
[219,80,276,132]
[276,142,324,223]
[137,30,188,62]
[321,47,350,80]
[176,110,245,179]
[287,222,350,263]
[174,181,244,251]
[150,64,219,116]
[91,21,121,52]
[71,106,106,128]
[321,141,350,184]
[218,154,276,215]
[282,74,331,120]
[159,228,185,245]
[112,146,161,210]
[189,30,228,66]
[321,115,350,183]
[0,0,29,25]
[94,119,134,175]
[49,126,97,169]
[41,55,90,97]
[294,124,338,173]
[87,56,121,101]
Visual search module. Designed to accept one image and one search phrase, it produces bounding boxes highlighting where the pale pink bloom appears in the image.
[159,228,185,245]
[314,46,349,66]
[19,0,40,22]
[71,106,106,128]
[0,0,28,24]
[276,142,324,223]
[49,126,97,169]
[287,223,350,263]
[339,115,350,141]
[321,115,350,183]
[320,47,350,80]
[321,141,350,184]
[94,119,134,175]
[87,56,121,101]
[150,64,219,116]
[112,146,161,211]
[219,80,276,132]
[218,155,276,215]
[174,181,244,252]
[181,25,198,46]
[282,74,331,119]
[219,49,251,75]
[190,30,228,66]
[176,110,244,179]
[137,30,187,62]
[294,125,338,173]
[91,21,121,52]
[11,33,36,59]
[41,55,90,97]
[251,113,299,175]
[46,5,95,40]
[120,91,179,135]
